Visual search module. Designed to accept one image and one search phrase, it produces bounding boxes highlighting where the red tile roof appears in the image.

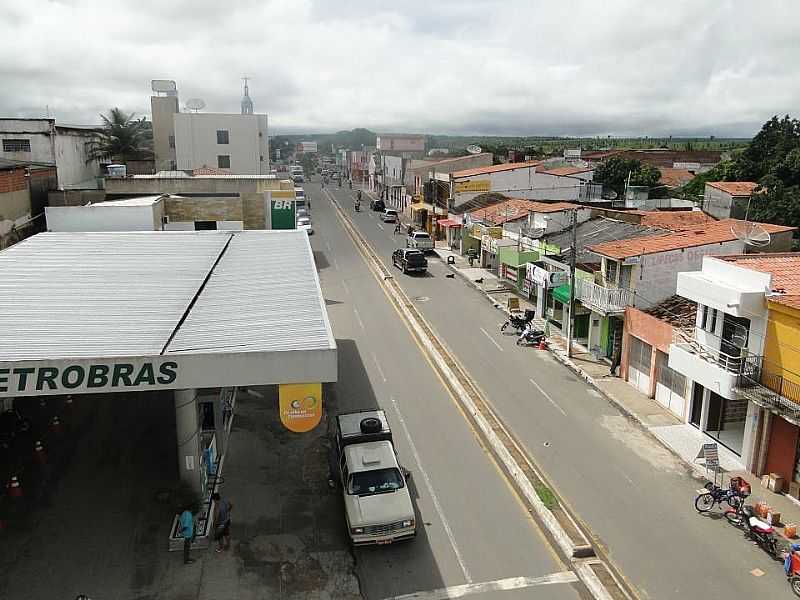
[469,199,580,225]
[658,167,695,188]
[719,253,800,308]
[451,161,540,178]
[539,166,594,177]
[588,219,795,259]
[706,181,759,196]
[637,211,716,231]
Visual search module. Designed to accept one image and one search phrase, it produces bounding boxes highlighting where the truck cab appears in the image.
[334,410,416,545]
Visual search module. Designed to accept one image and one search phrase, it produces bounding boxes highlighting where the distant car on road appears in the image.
[370,198,385,212]
[392,248,428,274]
[381,209,398,223]
[297,216,313,235]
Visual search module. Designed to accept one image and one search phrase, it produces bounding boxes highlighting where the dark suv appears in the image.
[392,248,428,274]
[370,198,385,212]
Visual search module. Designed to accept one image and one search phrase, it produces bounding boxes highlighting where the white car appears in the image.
[381,209,399,223]
[406,230,433,252]
[297,216,313,235]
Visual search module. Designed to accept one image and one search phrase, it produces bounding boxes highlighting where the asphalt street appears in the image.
[309,182,583,599]
[314,180,791,599]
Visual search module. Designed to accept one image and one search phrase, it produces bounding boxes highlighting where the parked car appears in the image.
[406,230,433,252]
[370,198,385,212]
[297,216,314,235]
[333,410,416,546]
[392,248,428,274]
[381,209,399,223]
[292,174,304,184]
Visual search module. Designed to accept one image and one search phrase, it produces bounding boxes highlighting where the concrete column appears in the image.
[175,388,202,492]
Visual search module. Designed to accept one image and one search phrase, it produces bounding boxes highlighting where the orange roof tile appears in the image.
[658,167,695,188]
[706,181,759,196]
[588,219,795,259]
[451,161,540,178]
[469,199,580,225]
[637,211,716,231]
[540,166,594,177]
[719,254,800,302]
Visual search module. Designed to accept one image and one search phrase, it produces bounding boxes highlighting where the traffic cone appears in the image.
[33,440,47,464]
[7,476,23,498]
[538,337,546,350]
[49,415,63,433]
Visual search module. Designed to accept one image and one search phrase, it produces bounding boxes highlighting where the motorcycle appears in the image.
[516,328,546,347]
[354,202,361,212]
[784,544,800,596]
[501,309,536,333]
[741,505,782,559]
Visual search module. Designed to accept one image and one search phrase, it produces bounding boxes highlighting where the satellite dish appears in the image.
[185,98,206,112]
[466,144,482,154]
[731,220,771,247]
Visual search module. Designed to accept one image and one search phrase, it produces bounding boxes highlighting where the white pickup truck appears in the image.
[406,230,433,252]
[334,410,416,546]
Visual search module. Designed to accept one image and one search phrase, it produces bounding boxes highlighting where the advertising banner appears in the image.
[455,179,491,193]
[279,382,322,433]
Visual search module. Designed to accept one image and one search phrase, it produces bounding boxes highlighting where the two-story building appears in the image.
[668,252,800,469]
[703,181,759,220]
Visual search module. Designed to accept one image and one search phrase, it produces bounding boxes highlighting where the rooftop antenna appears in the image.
[731,194,770,247]
[185,98,206,113]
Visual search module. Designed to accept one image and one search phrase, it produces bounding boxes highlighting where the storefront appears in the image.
[437,218,463,249]
[688,383,751,456]
[498,248,538,292]
[480,235,516,272]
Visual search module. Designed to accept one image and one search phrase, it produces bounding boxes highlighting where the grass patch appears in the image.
[534,483,559,510]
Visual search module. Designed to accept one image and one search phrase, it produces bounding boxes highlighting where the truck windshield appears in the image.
[349,468,404,495]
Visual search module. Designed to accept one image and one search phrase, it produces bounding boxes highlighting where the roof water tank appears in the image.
[107,164,127,177]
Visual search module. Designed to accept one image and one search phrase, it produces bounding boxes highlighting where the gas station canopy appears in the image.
[0,230,337,397]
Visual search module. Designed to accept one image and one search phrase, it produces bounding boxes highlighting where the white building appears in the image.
[173,113,269,175]
[46,196,166,232]
[0,118,102,187]
[703,181,759,220]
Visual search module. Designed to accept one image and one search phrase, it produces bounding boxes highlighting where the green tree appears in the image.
[678,160,736,200]
[734,115,800,181]
[88,108,153,162]
[593,156,661,198]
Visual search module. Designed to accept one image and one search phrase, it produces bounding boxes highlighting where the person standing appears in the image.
[179,506,195,564]
[212,492,233,553]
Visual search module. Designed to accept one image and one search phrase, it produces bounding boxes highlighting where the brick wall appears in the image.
[0,168,27,194]
[164,197,243,222]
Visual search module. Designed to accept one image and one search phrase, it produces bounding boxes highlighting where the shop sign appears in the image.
[455,179,491,193]
[527,264,569,288]
[0,360,178,394]
[270,190,296,230]
[471,224,483,239]
[279,382,322,432]
[487,227,503,239]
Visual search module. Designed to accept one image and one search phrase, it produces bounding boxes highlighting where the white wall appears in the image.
[53,129,102,187]
[174,113,269,175]
[527,172,592,201]
[164,220,243,231]
[531,207,591,233]
[46,203,160,232]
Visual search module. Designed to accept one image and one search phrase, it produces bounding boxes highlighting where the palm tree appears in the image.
[88,108,153,162]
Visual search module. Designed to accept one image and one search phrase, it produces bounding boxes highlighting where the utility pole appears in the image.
[566,208,577,358]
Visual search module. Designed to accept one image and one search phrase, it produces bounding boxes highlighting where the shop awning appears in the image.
[552,284,571,305]
[437,218,463,227]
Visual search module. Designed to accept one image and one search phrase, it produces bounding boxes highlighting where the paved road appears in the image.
[308,182,583,599]
[316,181,790,599]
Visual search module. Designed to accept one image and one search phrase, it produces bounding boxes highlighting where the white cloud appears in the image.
[0,0,798,136]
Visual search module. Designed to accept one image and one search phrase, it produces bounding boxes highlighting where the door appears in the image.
[690,383,703,427]
[655,350,687,418]
[627,336,652,395]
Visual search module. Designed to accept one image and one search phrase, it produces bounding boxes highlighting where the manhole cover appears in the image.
[414,296,430,302]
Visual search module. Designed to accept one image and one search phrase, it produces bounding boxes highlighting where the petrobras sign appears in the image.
[0,359,178,396]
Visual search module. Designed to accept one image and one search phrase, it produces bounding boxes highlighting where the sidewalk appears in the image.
[433,244,800,538]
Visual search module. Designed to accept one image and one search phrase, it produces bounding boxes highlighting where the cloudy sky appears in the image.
[2,0,798,137]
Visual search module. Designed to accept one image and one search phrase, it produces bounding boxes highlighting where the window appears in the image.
[620,265,633,289]
[700,305,708,329]
[606,259,618,284]
[260,155,264,162]
[168,135,175,149]
[656,350,686,396]
[217,155,231,169]
[628,336,652,372]
[216,130,229,144]
[3,139,31,152]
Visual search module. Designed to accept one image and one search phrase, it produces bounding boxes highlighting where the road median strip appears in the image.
[325,189,635,600]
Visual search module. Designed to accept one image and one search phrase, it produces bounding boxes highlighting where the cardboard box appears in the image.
[762,474,771,489]
[769,473,785,494]
[790,481,800,500]
[767,511,782,526]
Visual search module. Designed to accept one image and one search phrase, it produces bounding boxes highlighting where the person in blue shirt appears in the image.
[179,507,195,564]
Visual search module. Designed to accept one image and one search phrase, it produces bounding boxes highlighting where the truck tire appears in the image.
[360,417,382,434]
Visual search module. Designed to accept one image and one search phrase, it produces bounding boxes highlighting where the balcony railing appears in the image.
[737,355,800,423]
[576,279,635,314]
[671,329,744,373]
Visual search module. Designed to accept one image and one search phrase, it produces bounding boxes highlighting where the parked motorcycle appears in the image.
[500,309,536,333]
[784,544,800,596]
[516,328,546,347]
[741,505,782,560]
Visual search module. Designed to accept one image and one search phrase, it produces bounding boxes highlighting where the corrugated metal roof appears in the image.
[166,231,334,354]
[0,230,334,361]
[0,232,228,361]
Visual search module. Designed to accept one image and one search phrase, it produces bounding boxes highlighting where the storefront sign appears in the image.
[0,360,178,394]
[455,179,491,193]
[270,190,296,230]
[527,264,569,288]
[279,382,322,432]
